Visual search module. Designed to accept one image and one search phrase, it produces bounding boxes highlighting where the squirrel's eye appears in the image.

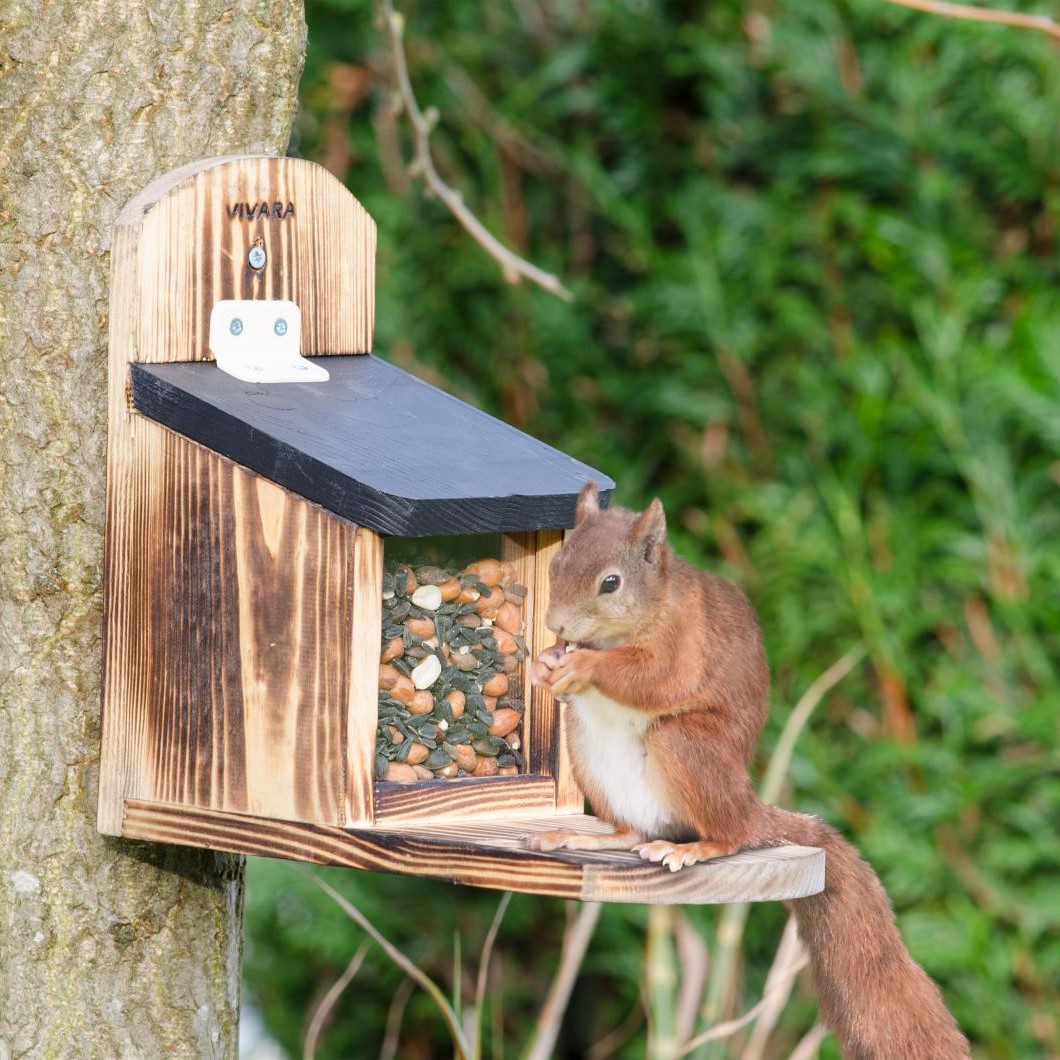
[599,574,621,595]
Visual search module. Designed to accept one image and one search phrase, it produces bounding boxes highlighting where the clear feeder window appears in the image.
[377,534,530,783]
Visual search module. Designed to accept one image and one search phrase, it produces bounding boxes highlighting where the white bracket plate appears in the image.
[209,299,330,384]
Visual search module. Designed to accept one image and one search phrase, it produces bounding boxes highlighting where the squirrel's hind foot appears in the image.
[633,839,738,872]
[522,827,645,853]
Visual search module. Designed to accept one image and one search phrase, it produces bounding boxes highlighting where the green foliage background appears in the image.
[244,1,1060,1056]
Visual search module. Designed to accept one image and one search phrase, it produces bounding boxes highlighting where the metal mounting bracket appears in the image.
[209,299,330,384]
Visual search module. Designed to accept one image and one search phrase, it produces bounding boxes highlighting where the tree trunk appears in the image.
[0,3,305,1055]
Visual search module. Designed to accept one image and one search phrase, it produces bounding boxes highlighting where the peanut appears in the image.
[494,602,523,635]
[409,690,434,715]
[465,558,503,586]
[407,617,435,639]
[411,654,442,689]
[452,745,478,772]
[385,762,418,784]
[390,676,415,705]
[405,742,430,765]
[482,672,509,697]
[488,708,522,738]
[492,629,519,656]
[411,585,443,610]
[475,586,505,615]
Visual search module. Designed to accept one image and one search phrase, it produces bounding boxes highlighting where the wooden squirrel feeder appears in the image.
[97,156,823,904]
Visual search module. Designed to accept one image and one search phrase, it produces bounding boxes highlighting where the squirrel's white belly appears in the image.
[567,688,677,836]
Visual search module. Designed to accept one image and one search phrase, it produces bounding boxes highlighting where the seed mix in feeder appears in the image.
[377,557,529,783]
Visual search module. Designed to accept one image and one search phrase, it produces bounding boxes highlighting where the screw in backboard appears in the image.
[229,318,244,336]
[248,245,267,270]
[274,318,288,337]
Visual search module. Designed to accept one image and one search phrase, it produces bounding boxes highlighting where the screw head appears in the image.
[273,318,288,337]
[248,245,267,270]
[229,318,244,336]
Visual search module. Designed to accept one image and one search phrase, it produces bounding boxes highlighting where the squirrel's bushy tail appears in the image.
[768,809,969,1060]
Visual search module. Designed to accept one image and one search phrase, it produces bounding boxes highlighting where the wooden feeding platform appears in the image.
[98,155,824,905]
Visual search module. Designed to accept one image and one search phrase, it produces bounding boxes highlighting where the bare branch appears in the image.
[587,1002,646,1060]
[788,1022,830,1060]
[295,867,472,1060]
[382,0,574,300]
[523,902,603,1060]
[740,917,806,1060]
[303,941,371,1060]
[471,891,512,1060]
[760,643,868,805]
[380,977,416,1060]
[676,951,810,1055]
[881,0,1060,41]
[674,910,710,1045]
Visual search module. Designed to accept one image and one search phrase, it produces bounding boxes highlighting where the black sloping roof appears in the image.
[130,354,614,536]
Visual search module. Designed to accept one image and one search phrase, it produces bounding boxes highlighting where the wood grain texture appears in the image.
[408,817,825,904]
[100,157,376,835]
[347,528,383,826]
[373,776,556,824]
[524,530,584,812]
[126,799,584,899]
[99,430,356,833]
[525,529,559,779]
[115,155,376,362]
[123,800,825,905]
[130,357,615,536]
[502,532,534,776]
[552,528,583,811]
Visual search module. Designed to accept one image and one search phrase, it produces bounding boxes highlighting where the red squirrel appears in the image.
[526,483,969,1060]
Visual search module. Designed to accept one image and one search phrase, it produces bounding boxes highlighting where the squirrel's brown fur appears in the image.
[528,483,969,1060]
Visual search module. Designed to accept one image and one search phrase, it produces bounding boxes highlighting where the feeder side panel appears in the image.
[346,526,383,826]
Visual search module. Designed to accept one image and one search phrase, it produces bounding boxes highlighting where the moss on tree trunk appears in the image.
[0,2,305,1054]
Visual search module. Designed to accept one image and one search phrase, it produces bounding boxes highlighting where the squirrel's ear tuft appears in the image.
[629,498,667,562]
[575,481,601,525]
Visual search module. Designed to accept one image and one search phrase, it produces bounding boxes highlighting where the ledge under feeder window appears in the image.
[97,156,823,906]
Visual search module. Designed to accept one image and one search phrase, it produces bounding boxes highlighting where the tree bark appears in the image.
[0,2,305,1055]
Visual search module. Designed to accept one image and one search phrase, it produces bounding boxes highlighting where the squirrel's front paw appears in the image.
[546,648,598,696]
[531,642,568,688]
